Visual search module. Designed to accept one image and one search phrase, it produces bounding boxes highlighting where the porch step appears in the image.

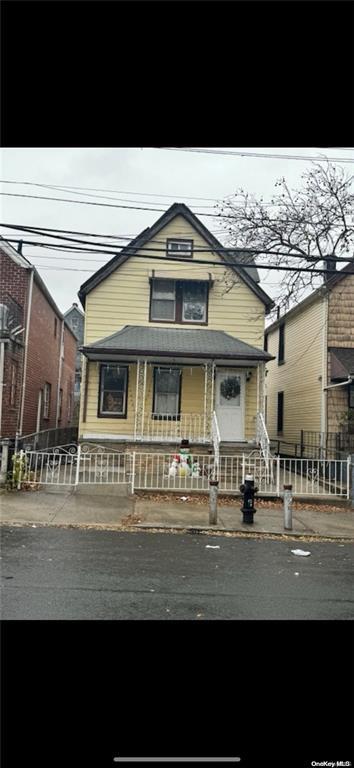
[219,442,259,457]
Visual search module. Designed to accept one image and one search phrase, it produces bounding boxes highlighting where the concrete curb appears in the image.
[1,519,353,542]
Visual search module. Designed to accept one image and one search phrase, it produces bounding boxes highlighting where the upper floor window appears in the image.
[71,316,79,331]
[278,323,285,364]
[58,388,63,421]
[166,239,193,258]
[54,318,58,338]
[150,279,208,325]
[43,382,51,419]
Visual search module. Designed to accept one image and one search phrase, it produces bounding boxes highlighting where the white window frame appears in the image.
[151,279,176,321]
[153,367,181,418]
[99,365,128,417]
[166,239,193,258]
[43,382,51,419]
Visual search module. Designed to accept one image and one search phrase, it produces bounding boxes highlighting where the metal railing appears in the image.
[14,426,78,452]
[141,413,209,443]
[131,453,350,498]
[211,411,220,479]
[0,294,24,338]
[13,448,351,499]
[301,430,354,460]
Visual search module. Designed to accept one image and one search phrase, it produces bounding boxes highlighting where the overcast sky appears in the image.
[1,147,354,315]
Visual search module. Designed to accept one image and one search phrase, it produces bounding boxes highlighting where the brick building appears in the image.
[0,239,77,439]
[63,302,85,417]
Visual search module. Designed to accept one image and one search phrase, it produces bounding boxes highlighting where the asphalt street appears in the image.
[1,525,354,619]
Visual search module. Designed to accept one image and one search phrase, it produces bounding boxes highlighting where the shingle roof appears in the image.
[82,325,273,361]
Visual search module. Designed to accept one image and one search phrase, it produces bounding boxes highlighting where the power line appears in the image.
[4,239,347,275]
[0,180,221,203]
[3,229,353,263]
[159,148,354,164]
[0,179,281,208]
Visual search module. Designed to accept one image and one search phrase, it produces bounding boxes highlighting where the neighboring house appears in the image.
[0,239,77,440]
[264,263,354,456]
[63,302,85,417]
[78,203,274,449]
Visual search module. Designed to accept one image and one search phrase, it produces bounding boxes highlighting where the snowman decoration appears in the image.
[168,459,179,477]
[191,461,201,478]
[179,456,191,477]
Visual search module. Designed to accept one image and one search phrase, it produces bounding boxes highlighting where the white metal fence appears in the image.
[141,413,208,443]
[14,448,351,499]
[132,453,350,498]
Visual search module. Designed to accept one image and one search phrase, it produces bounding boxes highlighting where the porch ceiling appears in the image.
[82,325,274,362]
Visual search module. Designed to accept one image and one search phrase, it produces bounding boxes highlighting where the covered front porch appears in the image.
[79,326,272,447]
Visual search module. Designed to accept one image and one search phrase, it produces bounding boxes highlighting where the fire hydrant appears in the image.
[240,474,258,524]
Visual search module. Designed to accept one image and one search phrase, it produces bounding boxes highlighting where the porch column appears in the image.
[134,359,147,440]
[203,361,215,441]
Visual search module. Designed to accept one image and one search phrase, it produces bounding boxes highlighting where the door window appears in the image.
[219,375,241,406]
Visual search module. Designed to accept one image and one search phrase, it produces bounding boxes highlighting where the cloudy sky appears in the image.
[1,147,353,314]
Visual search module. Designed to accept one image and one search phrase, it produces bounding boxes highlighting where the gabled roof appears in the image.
[265,261,354,335]
[78,203,274,312]
[81,325,274,361]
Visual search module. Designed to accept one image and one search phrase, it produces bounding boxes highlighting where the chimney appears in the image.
[324,256,336,280]
[17,240,23,255]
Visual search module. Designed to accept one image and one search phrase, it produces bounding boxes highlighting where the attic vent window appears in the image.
[166,239,193,258]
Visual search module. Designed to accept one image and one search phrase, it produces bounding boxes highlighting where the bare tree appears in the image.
[216,162,354,315]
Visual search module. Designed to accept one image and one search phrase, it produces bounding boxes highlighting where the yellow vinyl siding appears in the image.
[265,297,324,446]
[81,360,258,441]
[84,216,264,349]
[80,215,266,440]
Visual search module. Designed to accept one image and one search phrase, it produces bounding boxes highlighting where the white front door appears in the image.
[215,370,245,441]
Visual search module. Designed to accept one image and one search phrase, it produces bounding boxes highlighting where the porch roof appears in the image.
[82,325,274,361]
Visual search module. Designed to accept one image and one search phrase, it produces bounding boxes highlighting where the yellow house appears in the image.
[78,203,274,449]
[265,263,354,457]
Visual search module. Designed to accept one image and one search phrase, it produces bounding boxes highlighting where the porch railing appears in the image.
[141,413,209,443]
[211,411,221,479]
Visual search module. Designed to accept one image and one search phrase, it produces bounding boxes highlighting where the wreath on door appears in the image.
[220,377,240,400]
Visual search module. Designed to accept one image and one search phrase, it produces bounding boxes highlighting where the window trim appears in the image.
[98,364,129,419]
[152,366,182,420]
[166,238,193,259]
[277,391,284,434]
[149,279,209,326]
[43,382,51,420]
[58,388,63,421]
[278,323,285,365]
[150,279,176,322]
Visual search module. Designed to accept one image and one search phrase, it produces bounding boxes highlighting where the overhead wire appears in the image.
[159,148,354,163]
[2,231,353,264]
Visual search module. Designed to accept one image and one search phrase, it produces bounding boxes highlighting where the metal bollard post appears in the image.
[283,484,293,530]
[209,479,218,525]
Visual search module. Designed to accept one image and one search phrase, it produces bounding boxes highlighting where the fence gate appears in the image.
[17,443,133,490]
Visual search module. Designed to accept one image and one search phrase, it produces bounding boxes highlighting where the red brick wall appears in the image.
[0,247,29,437]
[1,246,77,438]
[22,282,77,434]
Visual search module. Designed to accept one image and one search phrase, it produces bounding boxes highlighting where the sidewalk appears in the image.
[1,488,354,540]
